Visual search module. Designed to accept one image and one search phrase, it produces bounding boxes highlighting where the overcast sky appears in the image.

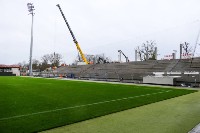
[1,0,200,65]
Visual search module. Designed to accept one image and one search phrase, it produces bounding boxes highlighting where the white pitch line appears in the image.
[0,90,172,121]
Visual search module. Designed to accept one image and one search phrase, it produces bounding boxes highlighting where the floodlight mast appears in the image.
[27,3,35,76]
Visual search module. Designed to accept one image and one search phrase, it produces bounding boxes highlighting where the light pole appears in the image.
[27,3,35,76]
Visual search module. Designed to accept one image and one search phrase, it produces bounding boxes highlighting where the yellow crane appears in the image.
[56,4,89,64]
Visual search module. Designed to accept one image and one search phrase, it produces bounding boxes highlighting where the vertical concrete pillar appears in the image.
[155,47,157,60]
[180,44,182,59]
[118,52,121,62]
[172,53,175,59]
[135,50,137,61]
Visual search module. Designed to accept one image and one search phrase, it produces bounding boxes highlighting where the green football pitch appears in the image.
[0,77,197,133]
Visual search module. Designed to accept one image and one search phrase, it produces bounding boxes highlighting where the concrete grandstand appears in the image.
[51,57,200,87]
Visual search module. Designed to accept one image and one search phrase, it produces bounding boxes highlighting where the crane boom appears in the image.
[56,4,89,64]
[118,50,129,62]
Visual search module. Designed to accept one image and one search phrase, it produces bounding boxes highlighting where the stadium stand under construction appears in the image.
[44,57,200,87]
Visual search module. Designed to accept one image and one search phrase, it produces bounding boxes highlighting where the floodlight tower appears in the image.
[27,3,35,76]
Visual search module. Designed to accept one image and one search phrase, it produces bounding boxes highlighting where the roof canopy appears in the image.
[0,64,20,68]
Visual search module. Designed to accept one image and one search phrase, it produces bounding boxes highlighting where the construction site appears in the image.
[37,4,200,88]
[1,2,200,133]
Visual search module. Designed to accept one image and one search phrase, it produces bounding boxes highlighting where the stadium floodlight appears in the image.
[27,3,35,14]
[27,3,35,76]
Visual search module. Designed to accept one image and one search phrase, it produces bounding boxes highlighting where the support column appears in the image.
[180,44,182,59]
[135,50,137,61]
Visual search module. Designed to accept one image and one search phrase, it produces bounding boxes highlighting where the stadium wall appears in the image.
[143,76,178,85]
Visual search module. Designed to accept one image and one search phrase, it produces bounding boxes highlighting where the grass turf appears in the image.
[44,91,200,133]
[0,77,197,133]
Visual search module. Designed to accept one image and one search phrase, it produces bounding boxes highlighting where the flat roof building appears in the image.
[0,64,20,76]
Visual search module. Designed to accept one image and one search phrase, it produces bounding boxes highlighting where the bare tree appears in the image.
[18,61,28,71]
[182,42,192,54]
[136,40,157,61]
[32,59,40,70]
[18,53,63,72]
[49,52,62,67]
[18,61,28,67]
[41,54,51,71]
[41,54,50,64]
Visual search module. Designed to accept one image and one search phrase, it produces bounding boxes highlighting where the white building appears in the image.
[0,64,20,76]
